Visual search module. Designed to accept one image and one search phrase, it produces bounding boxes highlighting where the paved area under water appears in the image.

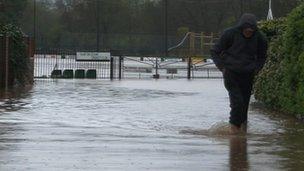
[0,79,303,170]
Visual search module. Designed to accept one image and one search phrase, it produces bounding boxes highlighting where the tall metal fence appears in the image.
[33,31,221,80]
[33,52,222,80]
[120,57,222,79]
[34,50,121,80]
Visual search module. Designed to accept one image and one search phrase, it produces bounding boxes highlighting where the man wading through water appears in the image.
[211,13,268,134]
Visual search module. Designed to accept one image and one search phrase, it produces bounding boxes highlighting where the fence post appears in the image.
[188,32,195,80]
[187,57,192,79]
[153,57,160,79]
[27,37,34,84]
[110,56,114,80]
[119,56,123,80]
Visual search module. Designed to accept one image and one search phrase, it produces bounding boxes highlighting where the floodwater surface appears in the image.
[0,79,303,170]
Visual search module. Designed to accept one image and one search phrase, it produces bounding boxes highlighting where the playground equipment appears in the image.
[168,32,219,59]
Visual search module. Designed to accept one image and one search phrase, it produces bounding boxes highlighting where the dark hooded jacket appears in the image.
[210,13,268,73]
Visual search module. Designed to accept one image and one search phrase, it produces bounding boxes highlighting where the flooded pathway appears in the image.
[0,79,303,170]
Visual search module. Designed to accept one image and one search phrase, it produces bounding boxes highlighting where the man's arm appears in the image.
[256,32,268,72]
[210,30,232,71]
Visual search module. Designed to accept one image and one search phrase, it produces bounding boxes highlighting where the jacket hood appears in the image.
[237,13,258,30]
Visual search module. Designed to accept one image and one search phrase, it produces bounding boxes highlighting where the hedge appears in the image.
[254,2,304,116]
[0,24,32,87]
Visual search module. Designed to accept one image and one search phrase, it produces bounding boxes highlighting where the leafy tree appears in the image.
[0,0,28,25]
[7,0,300,54]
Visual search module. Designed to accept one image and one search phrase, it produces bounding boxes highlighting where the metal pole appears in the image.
[33,0,36,41]
[164,0,168,57]
[155,57,158,76]
[110,57,114,80]
[96,0,100,52]
[119,56,122,80]
[153,57,160,79]
[187,57,192,79]
[33,0,37,78]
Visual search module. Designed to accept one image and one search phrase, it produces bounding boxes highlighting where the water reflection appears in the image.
[0,86,32,162]
[0,85,33,112]
[229,136,249,171]
[250,101,304,170]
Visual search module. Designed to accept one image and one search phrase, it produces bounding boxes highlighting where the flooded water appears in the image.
[0,79,303,170]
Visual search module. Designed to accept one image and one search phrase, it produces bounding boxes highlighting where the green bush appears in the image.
[254,3,304,115]
[258,18,287,41]
[0,24,32,86]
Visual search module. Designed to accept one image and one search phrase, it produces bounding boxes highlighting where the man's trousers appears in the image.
[223,69,255,127]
